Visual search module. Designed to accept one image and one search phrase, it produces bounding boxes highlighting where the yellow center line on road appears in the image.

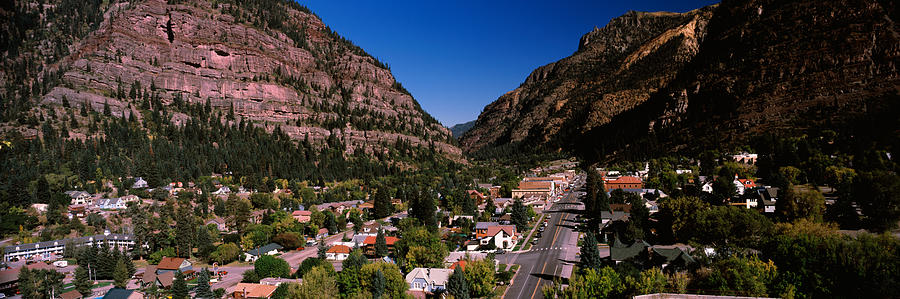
[529,206,568,299]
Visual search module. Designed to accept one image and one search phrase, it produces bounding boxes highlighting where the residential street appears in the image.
[496,179,584,299]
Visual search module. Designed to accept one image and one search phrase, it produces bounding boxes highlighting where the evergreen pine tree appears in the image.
[175,198,195,258]
[510,198,529,231]
[578,232,602,273]
[172,271,189,299]
[447,266,469,299]
[195,269,214,299]
[74,266,92,296]
[374,230,388,258]
[103,100,111,116]
[97,245,113,279]
[129,205,148,258]
[113,258,129,288]
[125,252,136,277]
[317,240,327,259]
[373,188,392,219]
[197,226,215,261]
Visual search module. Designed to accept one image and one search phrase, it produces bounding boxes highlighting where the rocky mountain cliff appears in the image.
[460,6,717,153]
[462,0,900,160]
[0,0,461,161]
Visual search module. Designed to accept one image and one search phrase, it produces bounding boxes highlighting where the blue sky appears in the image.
[301,1,719,126]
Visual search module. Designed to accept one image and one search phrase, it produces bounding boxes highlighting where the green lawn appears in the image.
[60,281,113,293]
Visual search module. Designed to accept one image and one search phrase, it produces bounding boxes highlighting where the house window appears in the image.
[414,282,420,289]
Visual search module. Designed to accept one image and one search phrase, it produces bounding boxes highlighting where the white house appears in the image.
[243,243,283,262]
[66,191,93,205]
[132,177,149,189]
[480,225,517,251]
[212,186,231,195]
[732,153,758,164]
[406,268,452,293]
[96,198,127,209]
[326,245,351,261]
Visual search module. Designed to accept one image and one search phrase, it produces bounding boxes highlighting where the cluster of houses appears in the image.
[699,174,780,213]
[139,257,195,290]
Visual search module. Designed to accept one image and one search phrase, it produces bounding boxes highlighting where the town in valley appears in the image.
[1,0,898,298]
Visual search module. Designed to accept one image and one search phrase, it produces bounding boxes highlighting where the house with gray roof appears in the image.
[244,243,284,262]
[610,238,650,263]
[66,191,93,205]
[406,267,453,293]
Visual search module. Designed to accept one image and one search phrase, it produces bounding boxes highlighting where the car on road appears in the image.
[531,238,539,245]
[495,249,506,254]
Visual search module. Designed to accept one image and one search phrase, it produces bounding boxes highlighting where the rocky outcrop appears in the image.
[463,0,900,160]
[1,0,461,160]
[460,6,716,152]
[579,0,900,160]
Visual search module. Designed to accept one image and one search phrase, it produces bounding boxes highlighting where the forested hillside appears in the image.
[0,0,462,213]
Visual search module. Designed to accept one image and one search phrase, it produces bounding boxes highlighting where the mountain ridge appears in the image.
[449,120,475,138]
[460,5,717,153]
[462,0,900,161]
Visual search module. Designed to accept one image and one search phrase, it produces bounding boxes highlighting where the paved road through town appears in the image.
[497,179,584,299]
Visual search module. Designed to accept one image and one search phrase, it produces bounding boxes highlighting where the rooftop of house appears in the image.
[405,268,453,285]
[102,288,140,299]
[738,178,757,188]
[651,245,696,264]
[0,267,20,284]
[142,265,157,284]
[486,225,516,237]
[4,233,134,253]
[449,260,467,271]
[292,210,312,216]
[606,176,643,184]
[156,271,175,288]
[157,257,187,270]
[363,236,399,246]
[247,243,283,256]
[233,283,279,298]
[60,289,83,299]
[475,222,499,230]
[610,239,650,261]
[516,181,554,190]
[65,190,92,198]
[327,245,351,254]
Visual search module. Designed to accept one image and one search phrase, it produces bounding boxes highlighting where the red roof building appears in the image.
[605,176,643,190]
[362,236,399,256]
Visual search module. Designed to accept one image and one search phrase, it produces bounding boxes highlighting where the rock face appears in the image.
[579,0,900,160]
[1,0,461,160]
[460,6,717,152]
[462,0,900,159]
